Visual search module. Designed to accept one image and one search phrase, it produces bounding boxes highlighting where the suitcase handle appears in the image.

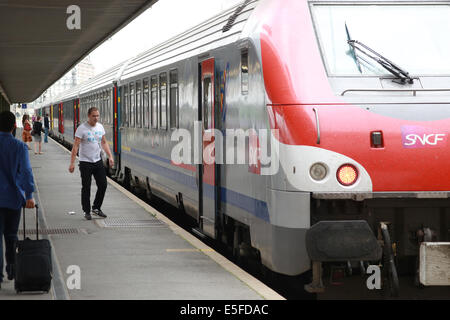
[23,204,39,240]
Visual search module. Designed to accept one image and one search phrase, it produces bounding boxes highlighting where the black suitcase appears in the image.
[15,204,52,293]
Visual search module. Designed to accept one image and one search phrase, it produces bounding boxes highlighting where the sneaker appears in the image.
[92,208,107,218]
[84,212,92,220]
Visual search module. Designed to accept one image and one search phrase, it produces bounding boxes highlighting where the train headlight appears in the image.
[337,164,358,186]
[310,163,327,181]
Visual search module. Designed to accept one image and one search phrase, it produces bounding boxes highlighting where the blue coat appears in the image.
[0,132,35,210]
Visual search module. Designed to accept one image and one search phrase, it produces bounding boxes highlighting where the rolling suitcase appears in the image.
[15,204,52,293]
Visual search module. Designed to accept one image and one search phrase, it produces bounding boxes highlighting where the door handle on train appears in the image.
[313,108,320,144]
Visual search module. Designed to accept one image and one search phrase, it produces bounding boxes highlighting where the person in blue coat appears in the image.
[0,111,35,288]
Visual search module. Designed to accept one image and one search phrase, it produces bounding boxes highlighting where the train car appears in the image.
[35,0,450,296]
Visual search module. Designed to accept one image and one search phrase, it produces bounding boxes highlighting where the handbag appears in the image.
[31,123,36,136]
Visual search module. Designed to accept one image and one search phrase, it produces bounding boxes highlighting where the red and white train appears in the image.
[36,0,450,296]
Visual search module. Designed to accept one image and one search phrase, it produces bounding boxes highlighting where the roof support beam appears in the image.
[0,82,11,105]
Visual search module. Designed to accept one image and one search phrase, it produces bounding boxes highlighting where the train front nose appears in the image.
[316,104,450,192]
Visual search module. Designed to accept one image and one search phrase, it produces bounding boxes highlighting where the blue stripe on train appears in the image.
[121,151,270,222]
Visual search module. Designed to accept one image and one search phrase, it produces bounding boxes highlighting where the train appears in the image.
[35,0,450,296]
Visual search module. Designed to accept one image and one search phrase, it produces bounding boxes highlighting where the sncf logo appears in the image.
[402,125,447,148]
[404,134,446,146]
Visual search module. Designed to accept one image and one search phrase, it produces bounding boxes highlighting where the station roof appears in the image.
[0,0,158,104]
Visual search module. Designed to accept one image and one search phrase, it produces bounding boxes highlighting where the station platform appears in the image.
[0,136,285,300]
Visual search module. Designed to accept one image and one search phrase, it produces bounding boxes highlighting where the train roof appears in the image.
[36,0,259,108]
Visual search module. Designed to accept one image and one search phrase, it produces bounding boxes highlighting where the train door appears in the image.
[59,103,64,134]
[73,99,79,137]
[198,58,220,238]
[58,104,61,133]
[49,105,53,130]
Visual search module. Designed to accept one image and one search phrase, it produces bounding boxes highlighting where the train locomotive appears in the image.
[35,0,450,296]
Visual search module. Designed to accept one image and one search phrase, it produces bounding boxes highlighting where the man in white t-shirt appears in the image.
[69,107,114,220]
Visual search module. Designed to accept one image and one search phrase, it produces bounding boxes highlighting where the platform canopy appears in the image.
[0,0,158,104]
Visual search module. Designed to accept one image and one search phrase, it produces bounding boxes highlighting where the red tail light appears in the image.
[337,164,358,186]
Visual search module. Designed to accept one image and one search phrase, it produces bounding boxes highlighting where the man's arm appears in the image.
[69,137,81,173]
[101,135,114,167]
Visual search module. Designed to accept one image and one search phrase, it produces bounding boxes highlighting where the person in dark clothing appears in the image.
[43,114,49,143]
[32,116,44,155]
[0,111,35,288]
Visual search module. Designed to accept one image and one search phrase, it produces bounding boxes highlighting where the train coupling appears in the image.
[304,220,382,293]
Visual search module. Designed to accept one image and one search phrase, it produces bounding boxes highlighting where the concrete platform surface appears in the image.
[1,137,284,300]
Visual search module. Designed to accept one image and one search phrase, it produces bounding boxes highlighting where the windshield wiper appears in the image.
[345,23,362,73]
[345,26,414,84]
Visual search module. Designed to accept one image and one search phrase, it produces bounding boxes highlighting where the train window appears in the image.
[105,91,109,125]
[105,91,110,125]
[130,82,135,127]
[106,91,109,123]
[109,89,113,125]
[169,69,179,129]
[97,93,100,119]
[119,87,123,127]
[203,77,212,129]
[103,91,109,123]
[123,85,129,127]
[101,92,105,123]
[151,76,158,129]
[311,4,450,76]
[136,80,142,128]
[97,92,105,122]
[143,78,149,128]
[241,49,249,94]
[159,72,167,130]
[85,98,88,121]
[98,93,101,119]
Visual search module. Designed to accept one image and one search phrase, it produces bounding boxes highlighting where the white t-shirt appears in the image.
[75,122,105,163]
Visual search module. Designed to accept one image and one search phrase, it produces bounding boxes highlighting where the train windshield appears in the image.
[310,3,450,76]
